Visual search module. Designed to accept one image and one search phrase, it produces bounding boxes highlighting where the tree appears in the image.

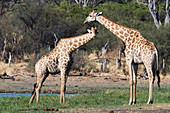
[147,0,170,28]
[148,0,161,28]
[83,0,90,7]
[164,0,170,26]
[75,0,83,8]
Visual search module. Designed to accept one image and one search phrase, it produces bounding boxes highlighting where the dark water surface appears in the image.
[0,93,75,97]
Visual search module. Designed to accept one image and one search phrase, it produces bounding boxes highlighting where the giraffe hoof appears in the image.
[147,100,153,104]
[132,102,136,105]
[132,101,136,105]
[128,102,133,105]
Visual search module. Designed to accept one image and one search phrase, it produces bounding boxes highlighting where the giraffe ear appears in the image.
[94,26,97,30]
[96,12,102,16]
[87,29,91,33]
[93,9,97,13]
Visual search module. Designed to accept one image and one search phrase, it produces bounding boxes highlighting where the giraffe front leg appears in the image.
[60,68,67,104]
[127,59,133,105]
[132,64,138,105]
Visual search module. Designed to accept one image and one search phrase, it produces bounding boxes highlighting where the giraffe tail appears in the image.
[155,48,160,88]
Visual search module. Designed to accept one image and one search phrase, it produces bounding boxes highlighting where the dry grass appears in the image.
[0,62,30,75]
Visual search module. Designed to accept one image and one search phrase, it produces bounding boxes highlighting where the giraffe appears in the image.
[84,9,160,105]
[29,26,97,104]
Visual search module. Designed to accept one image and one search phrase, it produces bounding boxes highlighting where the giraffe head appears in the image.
[87,26,98,39]
[84,9,102,24]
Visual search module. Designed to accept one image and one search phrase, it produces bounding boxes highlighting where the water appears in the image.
[0,93,76,97]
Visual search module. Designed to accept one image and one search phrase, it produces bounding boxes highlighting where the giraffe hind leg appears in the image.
[29,83,37,104]
[36,73,49,103]
[146,66,155,104]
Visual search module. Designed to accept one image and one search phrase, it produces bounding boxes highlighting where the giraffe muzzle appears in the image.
[84,20,87,24]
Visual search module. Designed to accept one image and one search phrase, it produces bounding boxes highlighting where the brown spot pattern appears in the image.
[120,30,123,34]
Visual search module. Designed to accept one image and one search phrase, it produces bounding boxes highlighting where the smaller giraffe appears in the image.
[84,9,160,105]
[29,27,98,104]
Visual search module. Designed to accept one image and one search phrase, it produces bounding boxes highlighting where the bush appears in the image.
[71,50,96,72]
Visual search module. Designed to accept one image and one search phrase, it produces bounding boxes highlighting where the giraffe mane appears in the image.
[101,15,138,32]
[60,33,89,41]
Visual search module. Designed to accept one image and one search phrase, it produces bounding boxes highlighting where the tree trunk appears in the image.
[102,57,107,72]
[162,59,166,69]
[83,0,89,7]
[101,41,109,72]
[54,33,58,47]
[75,0,82,8]
[48,45,51,52]
[148,0,161,28]
[161,58,167,76]
[2,38,6,61]
[116,49,121,69]
[93,0,97,5]
[8,52,12,67]
[68,0,71,5]
[164,0,170,26]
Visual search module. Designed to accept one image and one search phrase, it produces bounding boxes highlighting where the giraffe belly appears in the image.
[47,64,60,74]
[134,56,142,63]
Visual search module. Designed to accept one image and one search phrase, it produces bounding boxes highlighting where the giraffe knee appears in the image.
[129,80,133,85]
[148,75,155,83]
[134,79,137,85]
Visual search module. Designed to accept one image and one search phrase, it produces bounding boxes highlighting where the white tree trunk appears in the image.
[162,59,166,69]
[102,57,107,72]
[54,33,58,48]
[48,45,51,52]
[164,0,170,26]
[101,41,109,72]
[75,0,82,8]
[101,40,109,57]
[8,52,12,67]
[116,49,121,69]
[2,38,6,60]
[148,0,161,28]
[83,0,89,7]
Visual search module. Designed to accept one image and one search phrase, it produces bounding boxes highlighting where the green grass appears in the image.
[0,87,170,113]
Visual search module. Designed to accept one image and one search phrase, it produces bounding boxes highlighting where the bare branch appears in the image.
[93,0,106,8]
[54,33,58,47]
[8,52,12,67]
[148,0,161,28]
[136,2,148,5]
[75,0,79,3]
[164,0,170,26]
[75,0,82,8]
[104,40,109,48]
[2,38,6,59]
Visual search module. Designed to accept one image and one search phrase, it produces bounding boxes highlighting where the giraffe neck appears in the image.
[54,33,93,54]
[96,15,131,42]
[69,33,93,52]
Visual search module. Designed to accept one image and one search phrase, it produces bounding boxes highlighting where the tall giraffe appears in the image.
[84,9,160,105]
[29,27,97,104]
